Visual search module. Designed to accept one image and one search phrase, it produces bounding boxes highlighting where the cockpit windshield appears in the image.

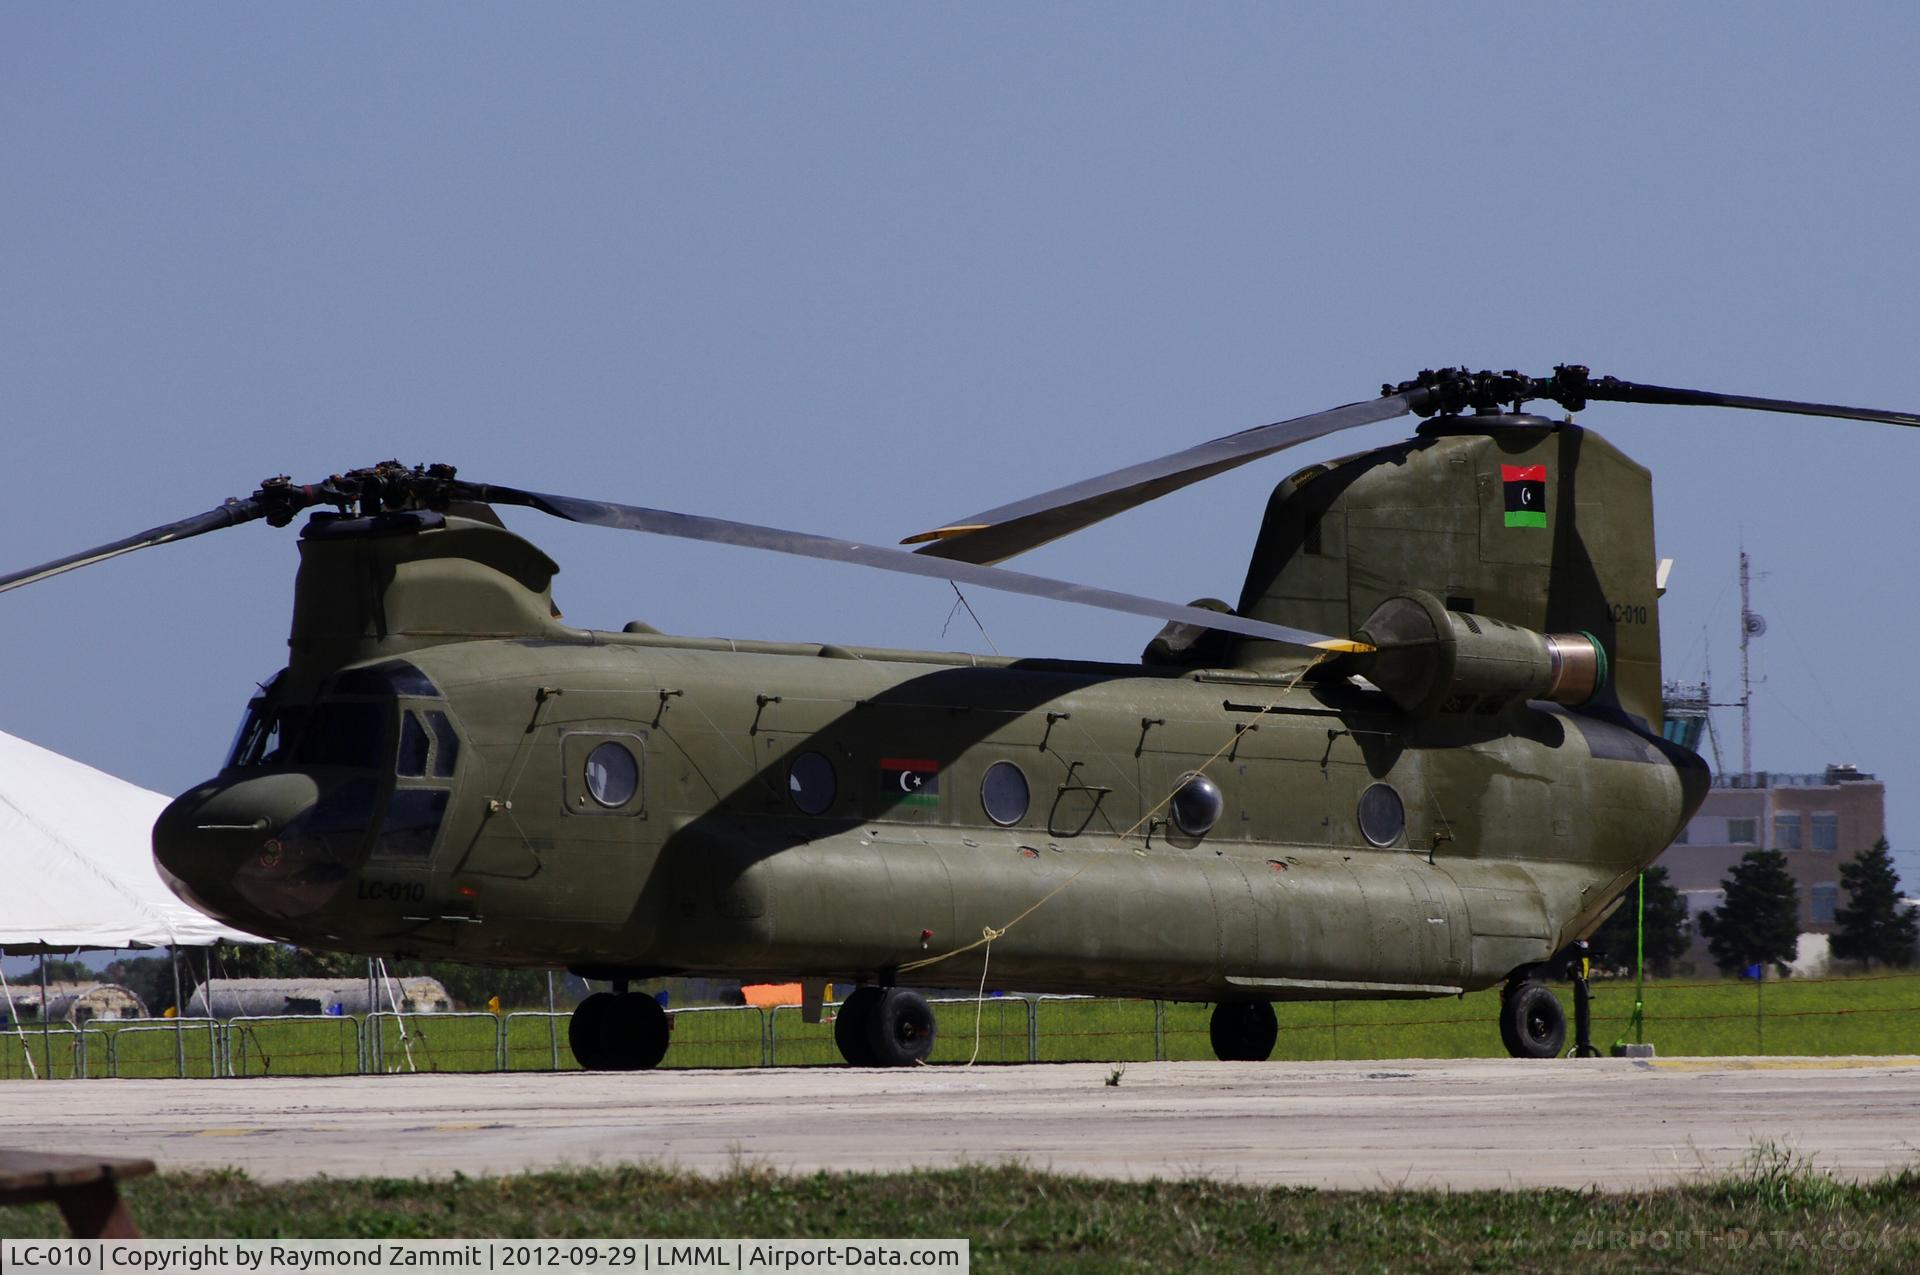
[227,672,304,769]
[218,657,459,868]
[223,660,440,773]
[226,699,307,769]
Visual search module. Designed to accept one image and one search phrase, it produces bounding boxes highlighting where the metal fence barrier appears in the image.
[503,1011,571,1072]
[0,996,1405,1076]
[501,1005,770,1070]
[228,1014,364,1078]
[928,995,1037,1065]
[7,975,1919,1080]
[1028,995,1150,1063]
[80,1027,112,1077]
[102,1018,224,1078]
[769,995,1043,1066]
[664,1005,769,1068]
[369,1011,505,1073]
[1,1023,86,1080]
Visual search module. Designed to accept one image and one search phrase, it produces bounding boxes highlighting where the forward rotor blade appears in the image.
[467,483,1368,653]
[903,392,1419,566]
[1574,376,1920,428]
[0,499,264,595]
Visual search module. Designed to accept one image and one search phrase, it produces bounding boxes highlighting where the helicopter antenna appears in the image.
[942,581,1001,657]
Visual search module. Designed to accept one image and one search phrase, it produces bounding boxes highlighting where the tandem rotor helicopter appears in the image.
[8,365,1916,1069]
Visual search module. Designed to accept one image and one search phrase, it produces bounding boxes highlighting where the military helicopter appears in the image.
[7,365,1915,1069]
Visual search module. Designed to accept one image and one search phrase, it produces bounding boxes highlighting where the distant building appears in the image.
[0,982,150,1026]
[1660,764,1886,934]
[187,977,452,1018]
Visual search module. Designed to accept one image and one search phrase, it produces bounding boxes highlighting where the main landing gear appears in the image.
[1209,1000,1278,1061]
[569,989,671,1070]
[1498,975,1567,1059]
[833,987,937,1067]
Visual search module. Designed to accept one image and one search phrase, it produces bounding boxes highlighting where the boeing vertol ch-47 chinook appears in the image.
[9,366,1916,1069]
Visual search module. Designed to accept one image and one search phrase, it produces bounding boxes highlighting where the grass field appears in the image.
[4,972,1917,1079]
[1,1151,1916,1272]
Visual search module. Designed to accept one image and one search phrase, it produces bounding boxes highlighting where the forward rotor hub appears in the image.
[254,461,463,526]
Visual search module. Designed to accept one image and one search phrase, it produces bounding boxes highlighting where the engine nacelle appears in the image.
[1356,591,1605,718]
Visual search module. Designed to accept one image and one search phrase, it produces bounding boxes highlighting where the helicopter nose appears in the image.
[153,771,327,923]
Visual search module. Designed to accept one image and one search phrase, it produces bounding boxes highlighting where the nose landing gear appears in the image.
[568,989,671,1070]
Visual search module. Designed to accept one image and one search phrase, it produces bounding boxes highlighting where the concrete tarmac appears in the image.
[4,1058,1917,1191]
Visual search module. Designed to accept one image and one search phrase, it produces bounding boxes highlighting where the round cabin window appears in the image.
[1358,782,1406,846]
[788,751,837,816]
[980,761,1030,826]
[1169,773,1224,837]
[585,742,639,808]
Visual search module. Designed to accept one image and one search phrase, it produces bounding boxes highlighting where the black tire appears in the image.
[1499,981,1566,1059]
[601,992,671,1071]
[567,991,616,1070]
[834,987,883,1067]
[1209,1001,1278,1061]
[864,988,937,1067]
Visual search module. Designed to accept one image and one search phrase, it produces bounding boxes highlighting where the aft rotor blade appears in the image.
[0,499,264,595]
[1574,376,1920,429]
[468,483,1369,653]
[903,392,1420,566]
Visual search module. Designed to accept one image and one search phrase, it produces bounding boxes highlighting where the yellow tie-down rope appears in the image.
[899,653,1329,1063]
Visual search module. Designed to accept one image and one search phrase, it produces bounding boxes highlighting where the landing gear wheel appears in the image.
[602,992,671,1070]
[865,988,937,1067]
[1499,980,1566,1059]
[568,991,615,1070]
[1209,1001,1278,1061]
[834,987,883,1067]
[568,991,671,1070]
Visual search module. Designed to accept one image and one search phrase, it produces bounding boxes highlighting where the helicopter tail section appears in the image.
[1230,417,1665,729]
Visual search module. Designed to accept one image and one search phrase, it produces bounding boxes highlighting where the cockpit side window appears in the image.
[425,710,460,778]
[375,789,451,857]
[396,712,431,778]
[373,698,460,859]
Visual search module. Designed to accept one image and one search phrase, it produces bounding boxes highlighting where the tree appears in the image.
[102,956,178,1016]
[1831,838,1918,970]
[388,961,570,1011]
[1589,866,1691,976]
[1698,849,1800,976]
[209,943,362,982]
[24,957,94,984]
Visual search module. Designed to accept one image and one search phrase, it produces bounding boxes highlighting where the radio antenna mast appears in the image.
[1738,548,1767,779]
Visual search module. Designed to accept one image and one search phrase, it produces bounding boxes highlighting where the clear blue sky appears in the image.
[6,3,1920,914]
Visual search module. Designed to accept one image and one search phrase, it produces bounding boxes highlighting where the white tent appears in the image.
[0,729,267,952]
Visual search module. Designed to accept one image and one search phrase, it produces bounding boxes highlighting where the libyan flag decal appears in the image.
[880,757,941,807]
[1501,464,1547,528]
